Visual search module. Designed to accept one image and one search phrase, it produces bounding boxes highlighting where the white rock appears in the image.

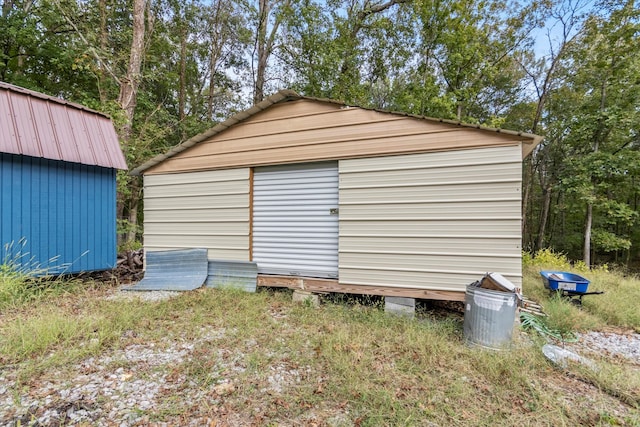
[542,344,598,370]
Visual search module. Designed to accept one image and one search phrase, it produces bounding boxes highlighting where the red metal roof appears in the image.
[0,81,127,170]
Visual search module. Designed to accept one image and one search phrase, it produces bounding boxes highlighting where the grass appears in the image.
[0,242,85,310]
[0,269,82,310]
[523,250,640,332]
[1,259,639,425]
[581,269,640,330]
[518,251,640,419]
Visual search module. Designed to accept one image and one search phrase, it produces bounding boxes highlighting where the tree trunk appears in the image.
[253,0,288,105]
[207,0,223,120]
[254,50,267,104]
[583,81,606,266]
[178,22,187,123]
[98,0,107,103]
[536,185,552,251]
[2,0,13,16]
[521,157,533,249]
[117,0,146,139]
[14,1,35,75]
[584,202,592,267]
[253,0,269,105]
[127,177,142,242]
[207,43,221,120]
[1,1,13,80]
[117,0,146,243]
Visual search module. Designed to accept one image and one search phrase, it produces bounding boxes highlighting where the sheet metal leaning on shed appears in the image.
[125,248,208,291]
[0,81,127,170]
[206,259,258,292]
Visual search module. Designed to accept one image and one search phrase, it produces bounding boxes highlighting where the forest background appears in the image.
[1,0,638,268]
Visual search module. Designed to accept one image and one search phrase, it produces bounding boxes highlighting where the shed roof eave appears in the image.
[130,90,297,176]
[522,135,544,159]
[131,90,543,175]
[0,82,127,170]
[0,81,111,118]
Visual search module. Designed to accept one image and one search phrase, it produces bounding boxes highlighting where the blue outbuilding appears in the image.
[0,82,127,274]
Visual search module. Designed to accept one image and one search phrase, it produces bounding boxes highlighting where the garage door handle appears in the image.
[329,208,339,215]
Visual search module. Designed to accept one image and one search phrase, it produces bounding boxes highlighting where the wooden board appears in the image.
[257,275,465,302]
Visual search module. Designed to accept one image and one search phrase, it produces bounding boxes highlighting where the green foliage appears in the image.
[3,0,639,266]
[520,311,577,342]
[0,296,155,366]
[525,1,640,265]
[523,249,574,271]
[592,229,632,252]
[116,218,142,246]
[580,269,640,331]
[118,238,142,253]
[0,271,64,310]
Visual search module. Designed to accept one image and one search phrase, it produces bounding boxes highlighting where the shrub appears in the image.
[523,249,572,270]
[523,248,592,273]
[0,240,79,309]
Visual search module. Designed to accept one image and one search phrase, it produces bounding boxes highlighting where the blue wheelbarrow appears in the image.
[540,271,604,305]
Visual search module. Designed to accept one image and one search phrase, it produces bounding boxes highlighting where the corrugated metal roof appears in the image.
[131,90,543,175]
[0,81,127,170]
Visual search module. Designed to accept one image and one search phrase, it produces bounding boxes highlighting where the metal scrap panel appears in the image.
[126,248,209,291]
[206,259,258,292]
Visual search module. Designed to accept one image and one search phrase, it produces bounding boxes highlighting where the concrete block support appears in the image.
[385,296,416,318]
[292,290,320,307]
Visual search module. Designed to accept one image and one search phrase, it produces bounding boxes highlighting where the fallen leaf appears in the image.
[213,383,235,396]
[274,398,290,409]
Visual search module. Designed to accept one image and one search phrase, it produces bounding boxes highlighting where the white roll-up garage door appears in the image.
[253,162,339,278]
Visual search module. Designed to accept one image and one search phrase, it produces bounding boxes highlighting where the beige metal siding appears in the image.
[145,100,526,175]
[339,146,523,292]
[143,169,250,260]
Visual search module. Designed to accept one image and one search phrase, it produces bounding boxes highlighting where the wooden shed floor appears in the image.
[256,275,465,302]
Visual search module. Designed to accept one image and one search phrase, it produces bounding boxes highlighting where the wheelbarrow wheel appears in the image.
[549,290,583,306]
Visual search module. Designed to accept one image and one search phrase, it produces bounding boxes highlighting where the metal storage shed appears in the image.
[0,82,127,274]
[133,90,542,301]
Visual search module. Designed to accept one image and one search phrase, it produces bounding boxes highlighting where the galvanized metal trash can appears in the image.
[463,285,517,349]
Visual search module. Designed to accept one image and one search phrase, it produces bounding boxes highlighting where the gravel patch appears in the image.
[104,289,182,302]
[264,363,313,395]
[0,329,248,426]
[1,296,637,426]
[570,330,640,363]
